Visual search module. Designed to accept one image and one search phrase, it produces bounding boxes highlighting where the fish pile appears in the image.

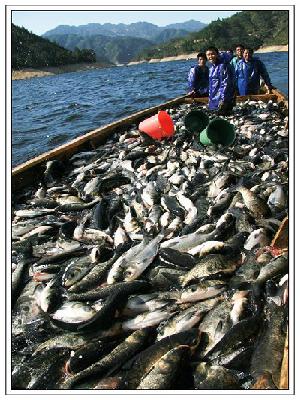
[11,99,289,390]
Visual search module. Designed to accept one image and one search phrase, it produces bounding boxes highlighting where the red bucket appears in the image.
[138,111,174,140]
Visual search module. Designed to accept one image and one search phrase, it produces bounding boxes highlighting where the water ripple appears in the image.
[12,52,288,167]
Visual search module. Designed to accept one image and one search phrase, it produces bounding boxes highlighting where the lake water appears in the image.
[12,52,288,167]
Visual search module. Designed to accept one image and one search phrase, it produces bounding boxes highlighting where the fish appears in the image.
[123,234,163,281]
[156,304,205,341]
[254,255,288,286]
[250,298,287,387]
[67,280,150,302]
[122,307,176,331]
[193,362,241,390]
[137,345,191,389]
[267,185,286,210]
[161,195,185,218]
[177,281,226,304]
[197,300,233,357]
[230,290,249,324]
[11,97,289,390]
[65,339,121,374]
[107,235,162,283]
[67,260,112,293]
[60,328,154,389]
[181,252,242,287]
[32,333,91,356]
[14,209,56,219]
[244,228,270,250]
[176,192,198,225]
[158,247,196,269]
[236,186,271,218]
[52,301,97,324]
[35,276,63,313]
[121,329,200,389]
[62,257,94,288]
[12,260,30,308]
[123,292,172,314]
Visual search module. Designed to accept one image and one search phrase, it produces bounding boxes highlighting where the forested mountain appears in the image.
[134,10,288,61]
[12,24,101,69]
[43,20,207,64]
[43,20,207,40]
[45,34,154,64]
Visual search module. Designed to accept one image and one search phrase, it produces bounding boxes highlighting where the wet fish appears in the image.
[237,186,271,218]
[193,362,241,390]
[60,328,154,389]
[121,329,200,389]
[181,252,242,287]
[11,98,289,391]
[137,346,191,389]
[122,307,176,331]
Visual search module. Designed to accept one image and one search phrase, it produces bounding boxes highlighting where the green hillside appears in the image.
[46,33,154,64]
[12,24,99,69]
[135,10,288,60]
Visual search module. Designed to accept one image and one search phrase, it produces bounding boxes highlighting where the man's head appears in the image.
[243,47,254,62]
[235,44,245,59]
[205,46,219,64]
[197,52,207,67]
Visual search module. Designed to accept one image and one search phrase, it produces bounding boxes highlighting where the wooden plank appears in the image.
[271,216,288,251]
[279,328,289,389]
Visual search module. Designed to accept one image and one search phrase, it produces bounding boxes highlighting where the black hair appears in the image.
[205,46,219,54]
[235,44,245,49]
[244,47,254,54]
[197,52,207,60]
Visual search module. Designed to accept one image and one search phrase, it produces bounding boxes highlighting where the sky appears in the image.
[11,10,238,36]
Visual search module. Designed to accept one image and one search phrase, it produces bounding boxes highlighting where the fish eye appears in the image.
[191,337,198,345]
[190,286,197,292]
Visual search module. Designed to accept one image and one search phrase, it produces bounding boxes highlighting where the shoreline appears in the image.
[12,44,288,80]
[129,45,288,66]
[12,62,113,81]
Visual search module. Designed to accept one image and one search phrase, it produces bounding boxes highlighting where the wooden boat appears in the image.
[12,89,287,193]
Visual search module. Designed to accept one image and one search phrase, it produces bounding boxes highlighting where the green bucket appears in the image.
[199,117,236,146]
[184,110,209,133]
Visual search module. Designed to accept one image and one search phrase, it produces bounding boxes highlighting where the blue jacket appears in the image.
[230,56,242,71]
[236,57,272,95]
[188,64,209,95]
[208,57,235,110]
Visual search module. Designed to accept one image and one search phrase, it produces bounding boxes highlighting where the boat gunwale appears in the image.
[11,89,287,192]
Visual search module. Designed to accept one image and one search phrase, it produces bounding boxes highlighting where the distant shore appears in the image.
[12,44,288,80]
[128,45,288,65]
[12,62,113,81]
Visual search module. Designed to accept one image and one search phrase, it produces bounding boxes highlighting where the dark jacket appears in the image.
[208,57,235,110]
[188,64,209,96]
[236,57,272,95]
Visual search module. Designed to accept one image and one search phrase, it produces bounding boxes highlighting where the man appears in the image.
[205,46,235,115]
[236,47,273,95]
[230,44,245,71]
[187,52,209,97]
